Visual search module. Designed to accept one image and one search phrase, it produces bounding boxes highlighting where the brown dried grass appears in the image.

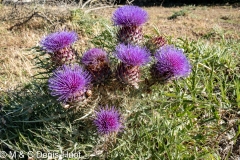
[145,6,240,40]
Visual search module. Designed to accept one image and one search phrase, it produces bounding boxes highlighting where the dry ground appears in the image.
[0,4,239,91]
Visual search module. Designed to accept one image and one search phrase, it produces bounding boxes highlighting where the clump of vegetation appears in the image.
[168,9,188,20]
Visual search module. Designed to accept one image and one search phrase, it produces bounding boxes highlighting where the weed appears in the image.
[168,9,188,20]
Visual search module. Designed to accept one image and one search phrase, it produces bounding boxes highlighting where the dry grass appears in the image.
[145,6,240,40]
[0,4,239,91]
[0,5,78,91]
[0,23,40,91]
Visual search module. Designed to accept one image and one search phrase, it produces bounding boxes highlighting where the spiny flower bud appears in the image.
[151,45,191,83]
[112,5,148,45]
[115,44,150,88]
[94,106,123,135]
[48,65,92,103]
[82,48,111,83]
[40,31,78,65]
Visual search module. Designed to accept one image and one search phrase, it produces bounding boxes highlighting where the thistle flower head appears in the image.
[94,106,123,135]
[115,45,145,88]
[40,31,78,53]
[82,48,109,67]
[155,45,191,78]
[48,65,91,103]
[115,44,150,66]
[113,5,148,26]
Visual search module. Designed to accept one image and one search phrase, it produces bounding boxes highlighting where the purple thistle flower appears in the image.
[82,48,109,67]
[81,48,111,83]
[40,31,78,53]
[94,106,123,135]
[115,44,150,66]
[48,65,91,103]
[154,45,191,80]
[113,5,148,26]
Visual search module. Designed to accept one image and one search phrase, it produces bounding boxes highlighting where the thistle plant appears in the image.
[48,64,92,104]
[82,48,111,84]
[151,45,191,83]
[1,4,201,159]
[112,5,148,45]
[146,36,167,53]
[115,44,150,88]
[94,106,123,135]
[40,31,78,66]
